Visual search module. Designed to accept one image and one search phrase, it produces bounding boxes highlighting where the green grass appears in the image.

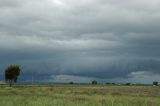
[0,84,160,106]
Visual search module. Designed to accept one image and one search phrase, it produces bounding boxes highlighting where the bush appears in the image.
[125,83,131,86]
[153,81,158,86]
[69,82,74,84]
[92,80,97,85]
[105,82,111,85]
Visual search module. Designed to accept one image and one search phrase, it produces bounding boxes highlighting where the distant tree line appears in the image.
[2,64,160,87]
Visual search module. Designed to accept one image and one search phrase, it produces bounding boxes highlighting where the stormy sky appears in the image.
[0,0,160,83]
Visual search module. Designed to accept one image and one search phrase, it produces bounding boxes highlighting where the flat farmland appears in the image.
[0,84,160,106]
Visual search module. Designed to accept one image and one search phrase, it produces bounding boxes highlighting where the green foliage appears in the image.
[125,83,131,86]
[5,64,21,87]
[69,82,74,84]
[153,81,158,86]
[91,80,97,85]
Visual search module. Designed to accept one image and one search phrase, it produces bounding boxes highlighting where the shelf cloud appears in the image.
[0,0,160,83]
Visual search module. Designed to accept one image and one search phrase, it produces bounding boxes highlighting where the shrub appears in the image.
[125,83,131,86]
[92,80,97,85]
[69,82,74,84]
[153,81,158,86]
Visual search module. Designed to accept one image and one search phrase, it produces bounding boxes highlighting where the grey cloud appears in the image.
[0,0,160,83]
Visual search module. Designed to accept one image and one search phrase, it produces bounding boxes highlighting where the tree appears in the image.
[153,81,158,86]
[5,64,21,87]
[69,82,74,84]
[125,83,131,86]
[92,80,97,85]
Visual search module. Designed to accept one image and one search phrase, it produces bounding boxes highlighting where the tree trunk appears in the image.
[9,80,12,87]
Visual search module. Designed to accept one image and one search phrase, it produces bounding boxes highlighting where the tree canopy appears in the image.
[5,64,21,87]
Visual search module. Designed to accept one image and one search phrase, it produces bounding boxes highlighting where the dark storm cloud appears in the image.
[0,0,160,82]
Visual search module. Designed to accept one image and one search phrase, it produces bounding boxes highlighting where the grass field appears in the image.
[0,84,160,106]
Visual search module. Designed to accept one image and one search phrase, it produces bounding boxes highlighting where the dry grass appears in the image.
[0,84,160,106]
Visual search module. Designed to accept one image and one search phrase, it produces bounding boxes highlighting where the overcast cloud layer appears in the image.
[0,0,160,83]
